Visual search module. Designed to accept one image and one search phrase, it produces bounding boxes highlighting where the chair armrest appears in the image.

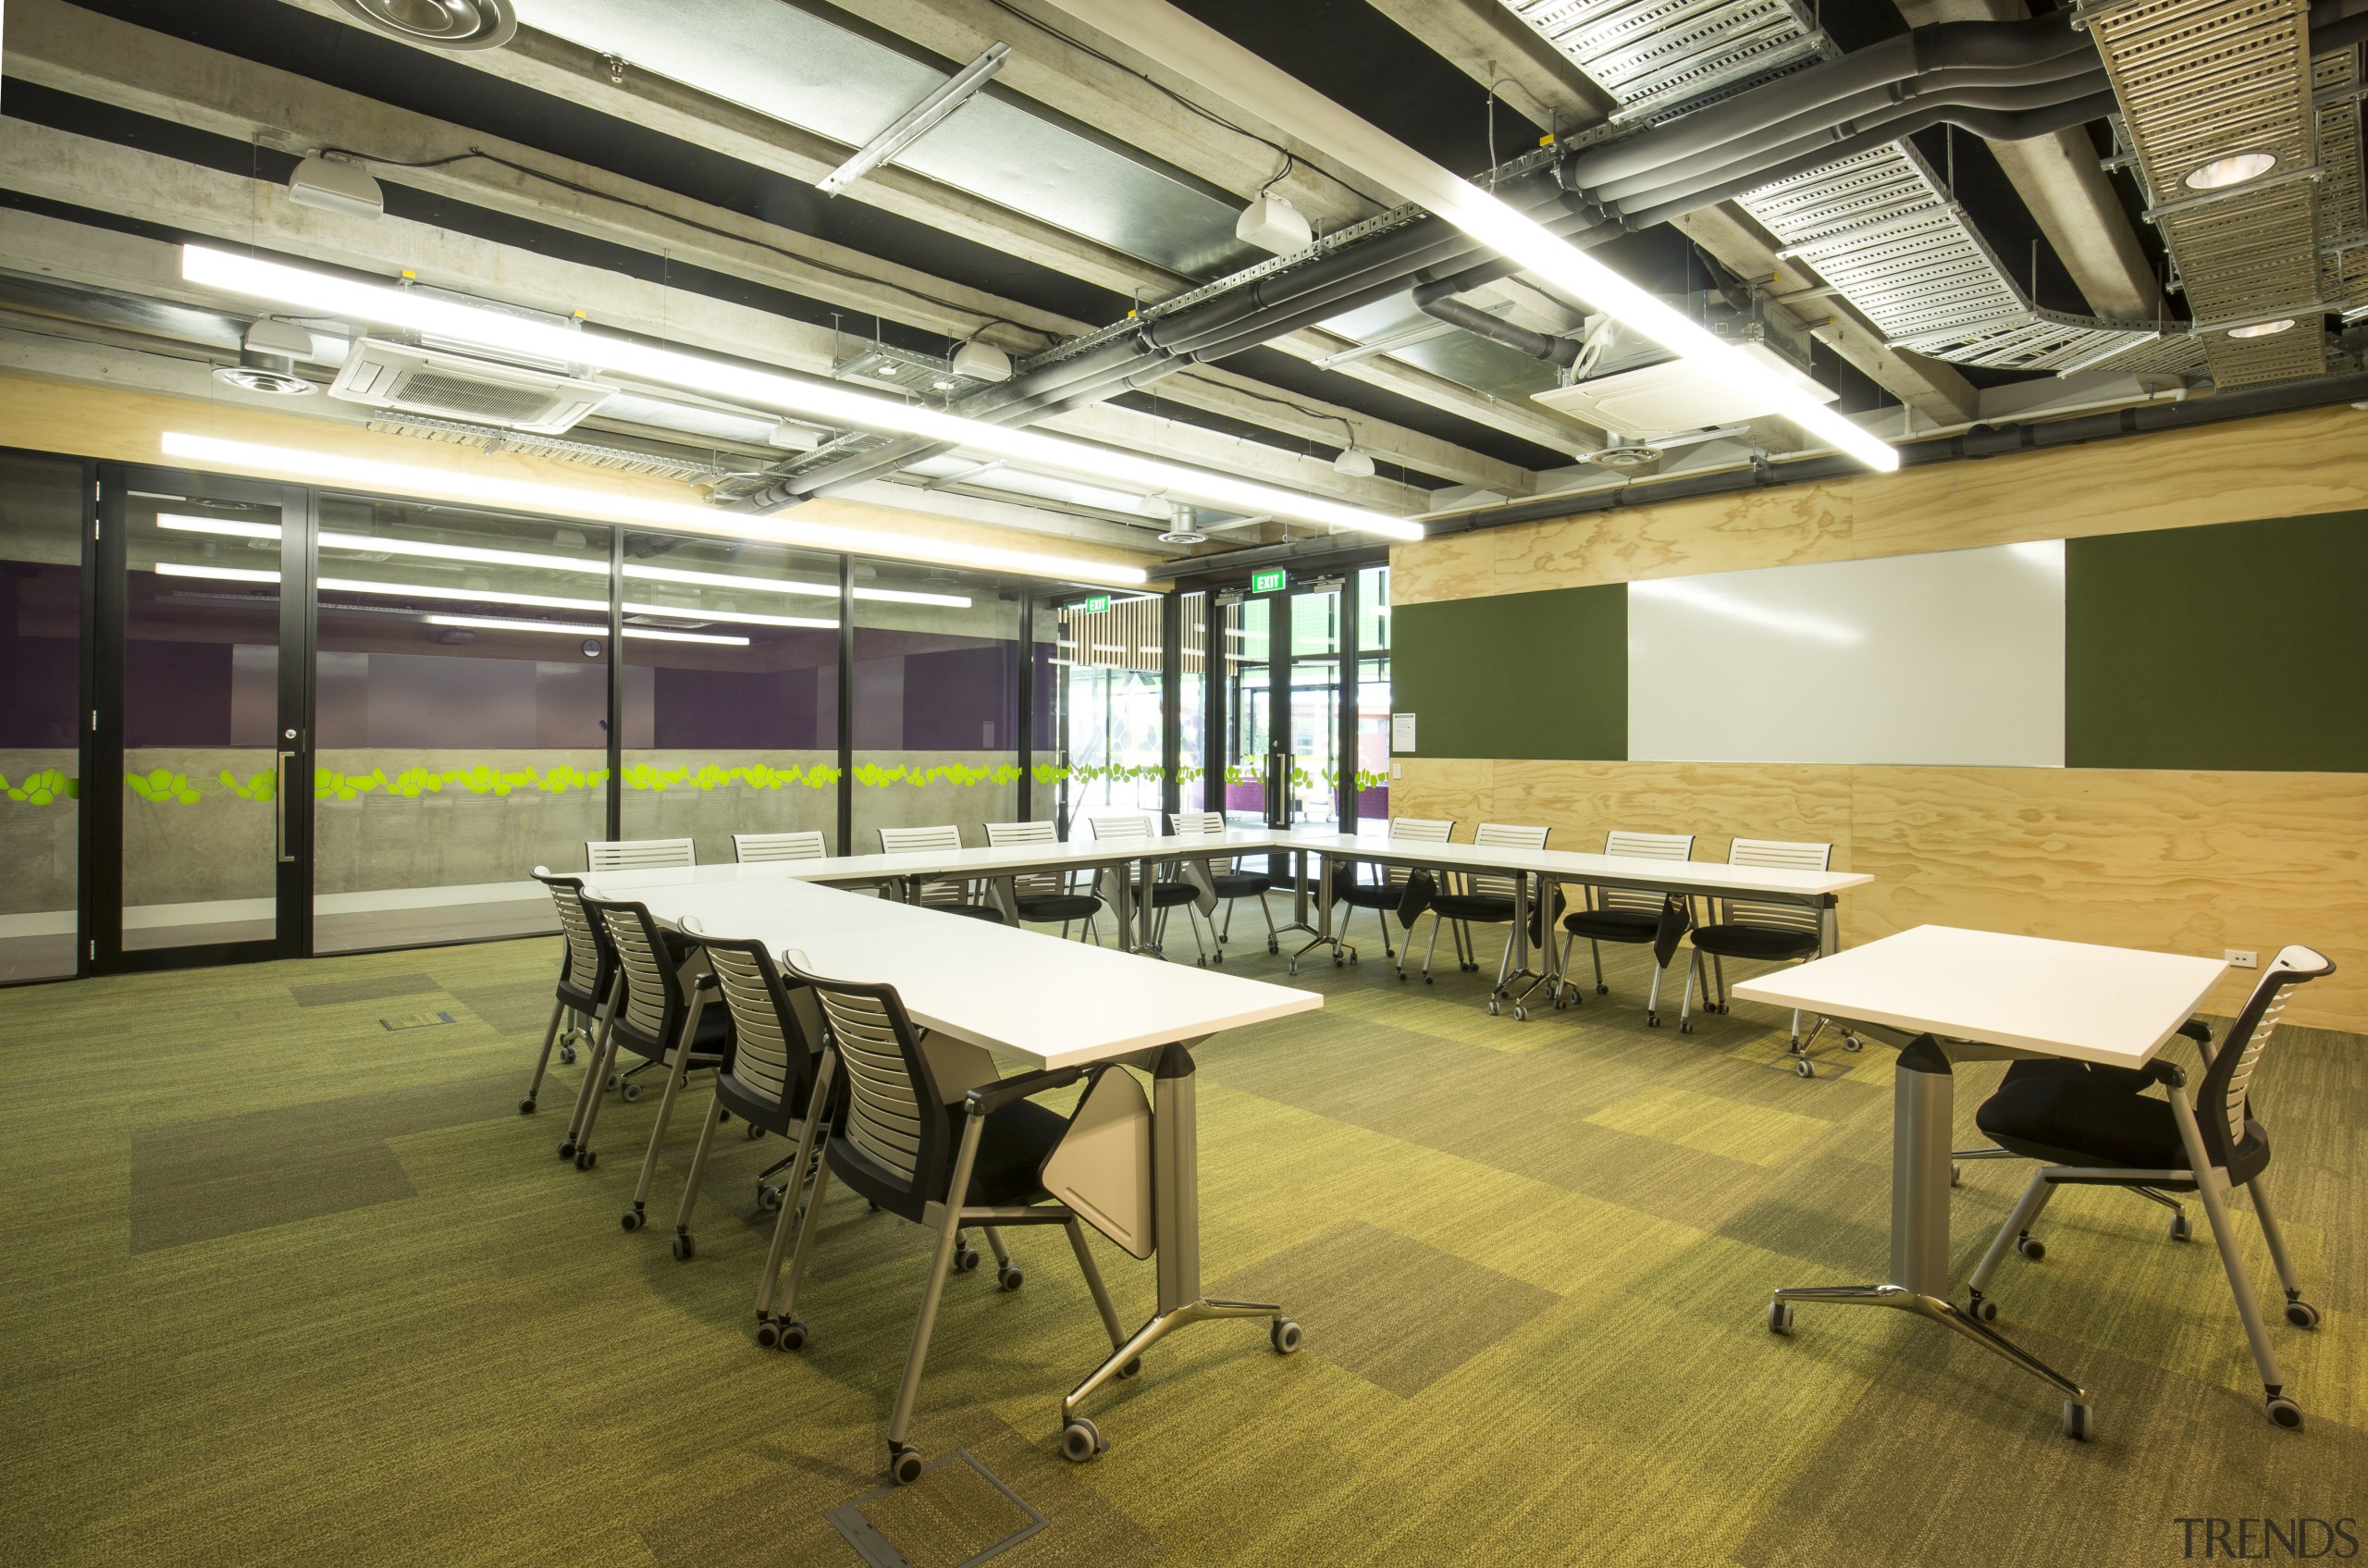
[966,1065,1089,1116]
[2177,1019,2213,1047]
[2139,1058,2188,1090]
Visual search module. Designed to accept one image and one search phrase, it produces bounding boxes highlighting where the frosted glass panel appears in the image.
[1627,542,2066,766]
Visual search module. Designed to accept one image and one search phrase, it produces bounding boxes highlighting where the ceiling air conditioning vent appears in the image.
[328,338,616,435]
[1530,341,1836,439]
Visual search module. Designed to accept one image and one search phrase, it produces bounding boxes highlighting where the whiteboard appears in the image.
[1626,541,2066,766]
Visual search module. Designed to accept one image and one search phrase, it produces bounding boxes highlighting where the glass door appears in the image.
[97,470,311,969]
[1288,583,1342,828]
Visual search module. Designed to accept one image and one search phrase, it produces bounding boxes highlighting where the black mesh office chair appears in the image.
[1964,945,2335,1429]
[521,868,614,1117]
[984,820,1104,939]
[568,896,734,1218]
[1172,810,1275,961]
[766,963,1132,1485]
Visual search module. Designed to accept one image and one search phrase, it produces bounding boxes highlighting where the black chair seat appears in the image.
[616,1001,734,1064]
[1691,923,1819,962]
[715,1061,812,1134]
[2000,1058,2155,1093]
[952,1097,1067,1206]
[1431,893,1516,923]
[1560,907,1659,944]
[1016,893,1102,922]
[1975,1076,2269,1187]
[1338,882,1400,909]
[1143,883,1199,909]
[935,903,1008,924]
[1210,872,1272,898]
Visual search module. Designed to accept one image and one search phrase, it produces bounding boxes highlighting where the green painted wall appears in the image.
[2066,511,2368,772]
[1390,585,1627,760]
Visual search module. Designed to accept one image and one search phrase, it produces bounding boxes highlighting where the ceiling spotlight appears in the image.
[2227,318,2298,339]
[1235,192,1314,256]
[330,0,516,50]
[1585,438,1662,470]
[212,318,318,396]
[1332,445,1375,478]
[2183,151,2277,191]
[287,154,385,219]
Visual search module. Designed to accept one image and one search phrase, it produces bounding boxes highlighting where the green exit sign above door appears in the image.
[1079,595,1110,613]
[1250,568,1288,595]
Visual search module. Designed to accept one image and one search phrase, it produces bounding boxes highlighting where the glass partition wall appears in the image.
[849,558,1022,854]
[0,455,86,982]
[1052,594,1165,832]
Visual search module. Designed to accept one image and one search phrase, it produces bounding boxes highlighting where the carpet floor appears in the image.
[1,916,2361,1567]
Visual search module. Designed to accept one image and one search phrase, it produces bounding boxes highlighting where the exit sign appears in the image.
[1079,595,1110,613]
[1250,568,1288,595]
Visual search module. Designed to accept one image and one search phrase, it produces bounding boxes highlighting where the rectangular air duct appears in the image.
[328,338,617,434]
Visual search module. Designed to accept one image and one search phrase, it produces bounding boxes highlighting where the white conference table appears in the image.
[577,860,1322,1426]
[1735,924,2226,1433]
[1273,830,1873,1017]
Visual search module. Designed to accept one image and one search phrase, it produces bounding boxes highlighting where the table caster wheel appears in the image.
[757,1183,783,1213]
[574,1150,598,1170]
[620,1208,644,1231]
[1060,1419,1104,1463]
[891,1447,926,1485]
[777,1317,808,1352]
[518,1097,536,1115]
[2285,1299,2321,1328]
[2062,1401,2092,1441]
[621,1082,642,1103]
[1843,1035,1863,1052]
[955,1245,980,1273]
[1270,1317,1302,1354]
[2266,1394,2303,1430]
[1794,1058,1814,1079]
[560,1043,577,1065]
[754,1318,779,1349]
[2017,1234,2046,1262]
[1768,1300,1794,1336]
[997,1265,1024,1291]
[2168,1212,2191,1242]
[1116,1355,1142,1379]
[1967,1294,1998,1324]
[672,1232,695,1260]
[558,1140,575,1159]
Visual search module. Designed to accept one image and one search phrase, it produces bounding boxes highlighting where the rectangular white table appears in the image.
[577,862,1322,1428]
[1734,924,2226,1428]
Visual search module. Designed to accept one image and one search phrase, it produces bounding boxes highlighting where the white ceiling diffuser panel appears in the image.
[1626,541,2066,767]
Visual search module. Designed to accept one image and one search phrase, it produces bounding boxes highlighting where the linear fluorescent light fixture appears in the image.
[817,43,1010,197]
[158,430,1152,586]
[179,247,1419,542]
[426,613,751,646]
[1040,0,1898,474]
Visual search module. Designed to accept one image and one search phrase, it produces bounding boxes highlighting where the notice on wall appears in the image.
[1391,711,1416,753]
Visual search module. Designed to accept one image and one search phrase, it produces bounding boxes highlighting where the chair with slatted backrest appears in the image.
[768,962,1132,1485]
[1088,815,1211,964]
[1553,831,1696,1025]
[734,830,828,864]
[520,868,615,1120]
[1677,838,1832,1070]
[586,837,697,871]
[1416,822,1549,993]
[1963,946,2336,1430]
[877,824,1005,922]
[983,821,1104,941]
[661,927,831,1293]
[1173,809,1274,963]
[571,895,734,1241]
[1327,817,1454,969]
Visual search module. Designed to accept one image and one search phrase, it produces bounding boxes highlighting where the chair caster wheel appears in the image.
[621,1208,643,1231]
[746,1122,766,1141]
[605,1074,619,1091]
[559,1044,577,1065]
[1267,939,1279,954]
[2266,1395,2303,1430]
[1334,955,1344,968]
[1117,1355,1142,1379]
[1843,1035,1863,1052]
[754,1319,779,1349]
[1646,1014,1659,1028]
[1424,976,1434,984]
[1288,961,1299,976]
[2285,1300,2321,1329]
[1596,983,1609,995]
[1679,1020,1693,1035]
[1486,999,1500,1017]
[1967,1294,1999,1324]
[1212,953,1224,965]
[955,1246,980,1274]
[997,1265,1024,1291]
[574,1150,598,1170]
[1270,1317,1302,1354]
[518,1097,536,1115]
[891,1447,927,1485]
[757,1184,783,1213]
[672,1233,695,1261]
[2168,1212,2191,1242]
[777,1317,808,1352]
[2016,1235,2045,1262]
[1513,1005,1528,1021]
[1060,1419,1104,1463]
[1768,1300,1794,1336]
[621,1082,642,1103]
[1794,1058,1814,1079]
[2062,1401,2092,1441]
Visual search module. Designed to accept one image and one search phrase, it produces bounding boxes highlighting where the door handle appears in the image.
[276,750,295,864]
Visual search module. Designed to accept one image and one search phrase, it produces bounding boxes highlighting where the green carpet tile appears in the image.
[1,920,2362,1567]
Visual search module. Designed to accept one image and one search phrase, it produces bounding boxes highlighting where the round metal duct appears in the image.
[330,0,517,50]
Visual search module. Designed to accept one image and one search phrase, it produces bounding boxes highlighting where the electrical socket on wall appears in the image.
[2225,949,2259,969]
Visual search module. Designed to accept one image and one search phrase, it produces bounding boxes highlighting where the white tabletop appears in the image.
[585,829,1281,893]
[1731,924,2227,1068]
[1273,832,1872,900]
[578,868,1320,1069]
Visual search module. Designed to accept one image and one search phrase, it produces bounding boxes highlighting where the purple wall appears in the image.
[851,631,1019,752]
[0,563,79,748]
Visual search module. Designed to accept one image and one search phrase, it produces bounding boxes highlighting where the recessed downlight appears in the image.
[2226,318,2298,339]
[2183,151,2276,190]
